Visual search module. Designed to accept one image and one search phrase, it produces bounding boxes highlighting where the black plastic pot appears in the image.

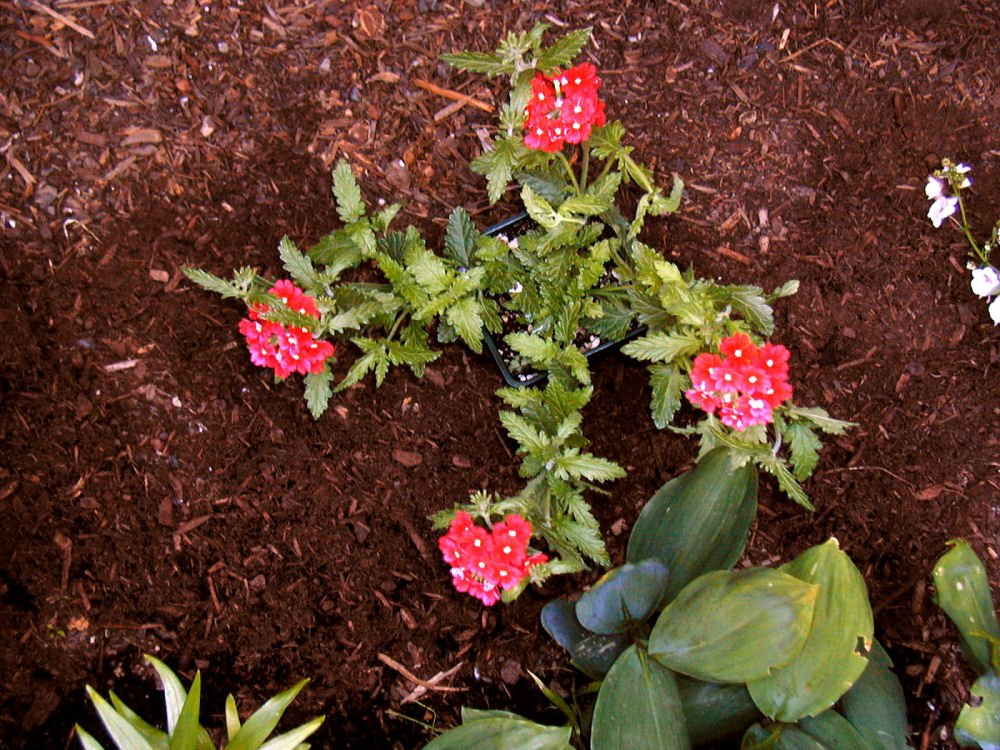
[480,213,645,388]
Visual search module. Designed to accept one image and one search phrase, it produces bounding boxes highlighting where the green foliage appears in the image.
[186,22,850,590]
[75,655,322,750]
[449,464,904,750]
[422,709,572,750]
[933,540,1000,749]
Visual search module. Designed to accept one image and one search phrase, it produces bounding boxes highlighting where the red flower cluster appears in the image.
[439,511,548,606]
[238,280,334,379]
[523,63,607,153]
[685,333,792,431]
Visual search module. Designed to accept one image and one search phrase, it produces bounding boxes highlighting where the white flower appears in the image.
[989,296,1000,325]
[928,195,958,227]
[971,267,1000,298]
[925,176,945,199]
[955,163,972,173]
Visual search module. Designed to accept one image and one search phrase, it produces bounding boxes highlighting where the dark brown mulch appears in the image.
[2,1,1000,748]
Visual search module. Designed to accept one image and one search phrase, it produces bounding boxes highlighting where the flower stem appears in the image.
[557,151,579,192]
[580,144,590,192]
[955,193,987,265]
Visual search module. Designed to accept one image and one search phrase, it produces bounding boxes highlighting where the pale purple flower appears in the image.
[989,296,1000,325]
[928,195,958,228]
[971,267,1000,298]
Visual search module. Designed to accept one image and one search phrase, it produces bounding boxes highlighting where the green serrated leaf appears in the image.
[445,207,478,268]
[303,368,333,420]
[278,236,318,288]
[785,421,823,481]
[648,364,686,429]
[440,51,510,76]
[332,160,366,224]
[622,332,701,363]
[446,296,484,353]
[553,451,625,483]
[537,27,592,70]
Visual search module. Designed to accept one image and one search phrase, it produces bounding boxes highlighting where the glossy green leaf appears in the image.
[570,630,632,680]
[591,645,690,750]
[76,725,108,750]
[421,711,572,750]
[743,715,868,750]
[108,693,169,750]
[226,679,310,750]
[676,675,761,745]
[748,539,874,722]
[627,447,757,602]
[541,598,589,652]
[169,671,202,750]
[840,640,910,750]
[257,716,324,750]
[145,656,187,735]
[575,560,670,634]
[933,539,1000,675]
[796,711,870,750]
[955,673,1000,749]
[649,569,816,683]
[84,686,157,750]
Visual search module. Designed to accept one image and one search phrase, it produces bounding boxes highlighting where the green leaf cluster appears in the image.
[76,655,322,750]
[933,540,1000,749]
[427,453,908,749]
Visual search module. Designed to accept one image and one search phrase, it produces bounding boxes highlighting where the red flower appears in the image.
[439,511,547,606]
[522,63,606,152]
[239,281,334,379]
[685,334,792,430]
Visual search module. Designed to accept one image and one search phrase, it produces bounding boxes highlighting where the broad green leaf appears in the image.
[575,560,671,634]
[170,671,202,750]
[145,656,187,734]
[591,645,690,750]
[444,207,478,268]
[743,720,863,750]
[649,569,816,683]
[422,713,572,750]
[840,641,909,750]
[258,716,324,750]
[676,675,760,745]
[332,160,365,224]
[540,598,589,652]
[955,673,1000,749]
[748,539,874,722]
[226,679,309,750]
[522,185,561,230]
[569,630,632,680]
[796,711,870,750]
[85,686,157,750]
[304,368,333,420]
[627,448,757,602]
[729,286,774,335]
[933,539,1000,675]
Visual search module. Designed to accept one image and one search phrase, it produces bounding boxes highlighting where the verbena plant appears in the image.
[933,539,1000,748]
[421,451,910,749]
[184,25,849,592]
[76,655,323,750]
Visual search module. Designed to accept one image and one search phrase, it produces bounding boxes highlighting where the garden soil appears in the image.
[2,1,1000,748]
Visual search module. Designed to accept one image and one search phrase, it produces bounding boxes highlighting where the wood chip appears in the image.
[122,128,162,146]
[392,449,423,466]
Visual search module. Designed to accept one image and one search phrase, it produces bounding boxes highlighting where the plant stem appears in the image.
[955,193,987,265]
[579,144,590,192]
[557,151,580,192]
